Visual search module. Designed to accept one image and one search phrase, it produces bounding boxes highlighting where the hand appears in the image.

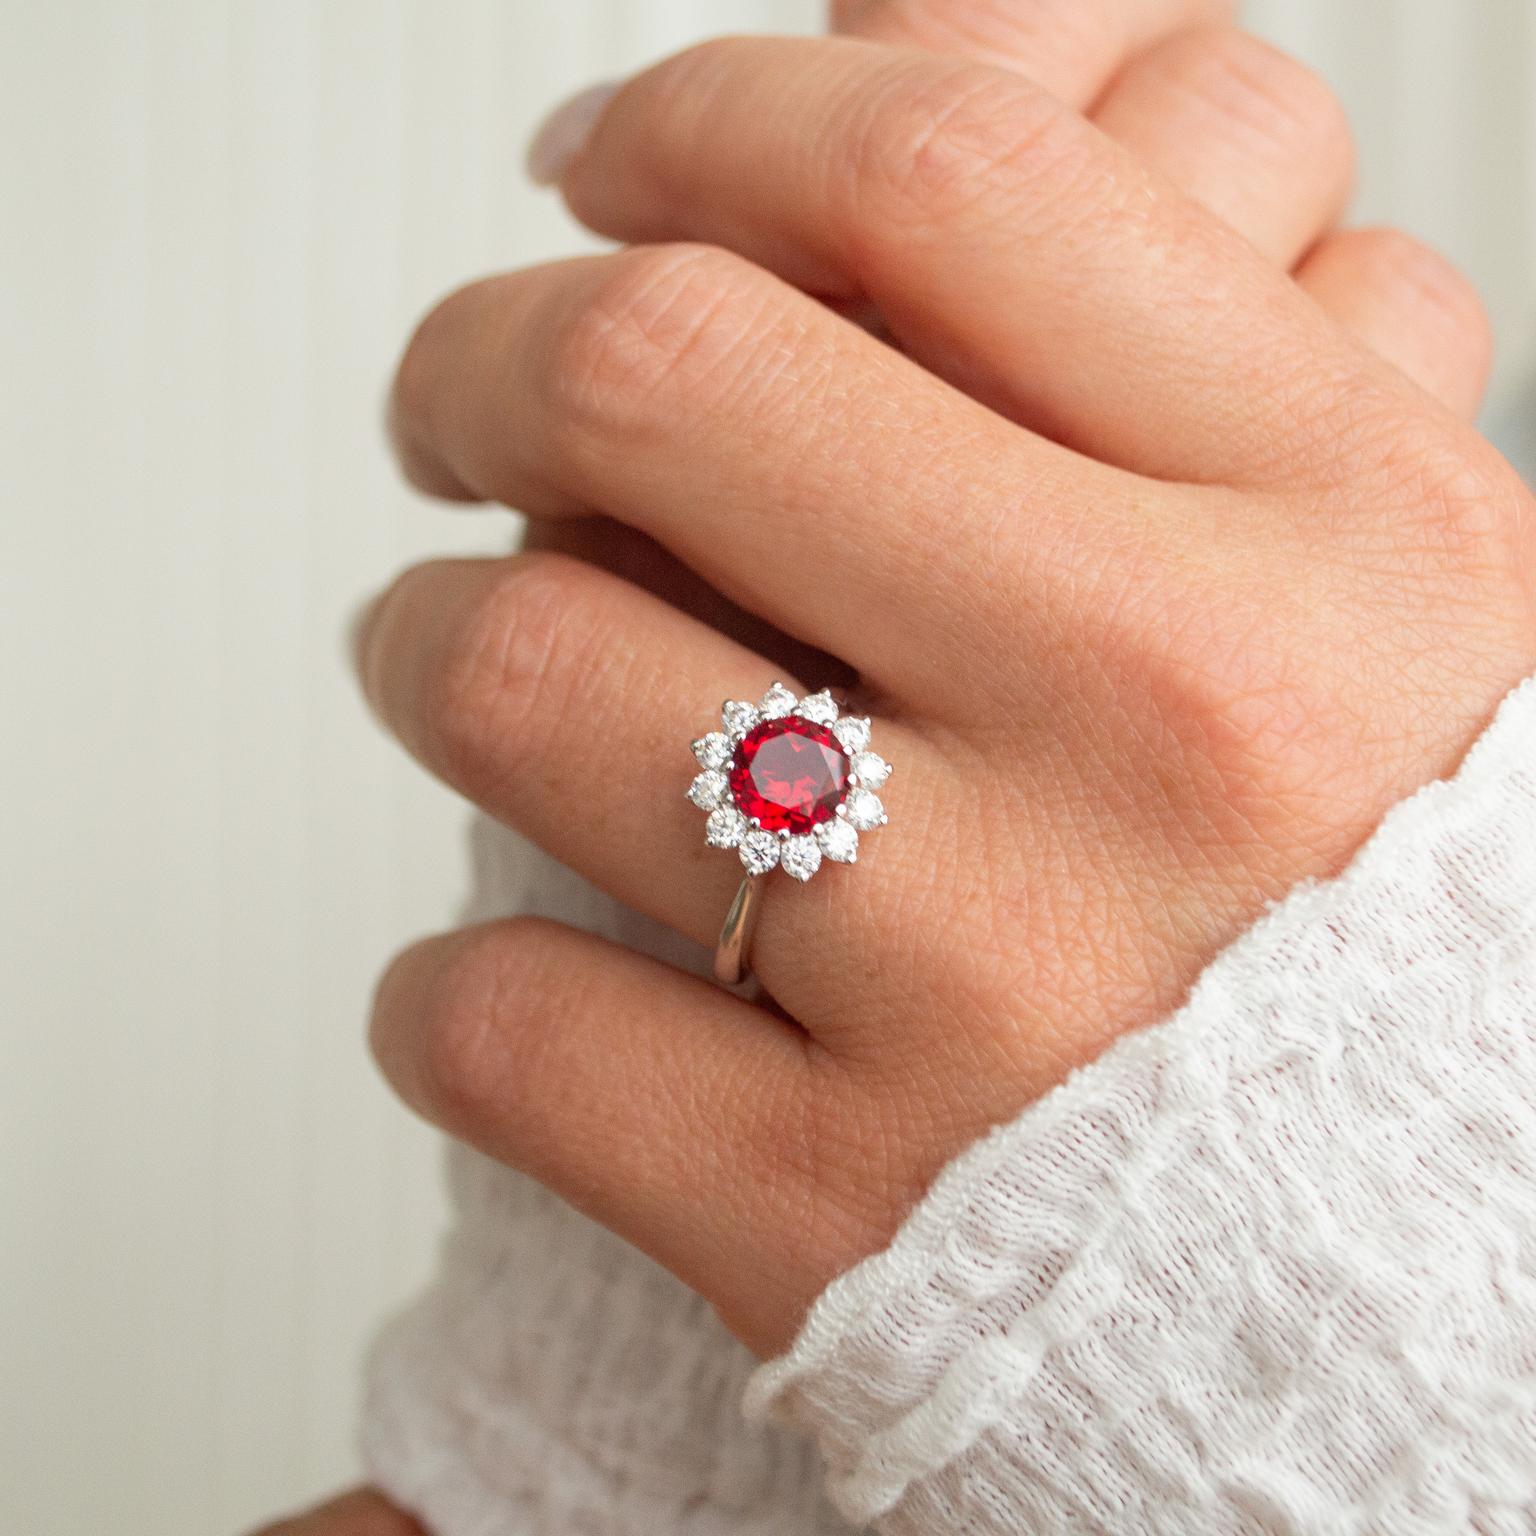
[360,9,1535,1367]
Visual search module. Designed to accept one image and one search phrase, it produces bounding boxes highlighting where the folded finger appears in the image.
[358,549,783,951]
[249,1490,426,1536]
[358,547,951,1035]
[389,244,1120,704]
[553,37,1386,485]
[370,916,844,1353]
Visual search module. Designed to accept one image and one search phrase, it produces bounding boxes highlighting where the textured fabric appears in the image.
[365,677,1536,1534]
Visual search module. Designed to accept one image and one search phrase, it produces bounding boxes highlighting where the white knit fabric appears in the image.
[365,677,1536,1535]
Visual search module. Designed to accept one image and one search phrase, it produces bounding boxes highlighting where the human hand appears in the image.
[360,9,1535,1363]
[518,0,1490,620]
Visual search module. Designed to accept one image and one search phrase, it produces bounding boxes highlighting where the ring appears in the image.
[687,683,892,987]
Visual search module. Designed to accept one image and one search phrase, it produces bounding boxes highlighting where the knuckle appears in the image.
[1317,378,1513,552]
[850,61,1100,235]
[1381,427,1526,569]
[428,553,588,800]
[1134,594,1373,849]
[548,243,779,456]
[1168,28,1353,174]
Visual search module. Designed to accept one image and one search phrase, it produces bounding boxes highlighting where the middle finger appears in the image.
[391,242,1134,709]
[551,37,1374,486]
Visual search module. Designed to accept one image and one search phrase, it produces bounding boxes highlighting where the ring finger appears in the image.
[357,546,945,1029]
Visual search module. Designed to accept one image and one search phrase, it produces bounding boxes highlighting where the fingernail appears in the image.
[526,81,620,187]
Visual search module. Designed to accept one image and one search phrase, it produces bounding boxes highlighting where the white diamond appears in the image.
[688,770,728,810]
[739,829,780,875]
[706,805,747,848]
[833,715,871,754]
[843,788,886,831]
[852,751,891,789]
[798,689,838,725]
[692,731,732,770]
[780,835,822,882]
[758,682,797,719]
[816,819,858,864]
[722,700,759,738]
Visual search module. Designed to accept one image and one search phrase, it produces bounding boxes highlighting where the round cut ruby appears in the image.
[729,716,850,835]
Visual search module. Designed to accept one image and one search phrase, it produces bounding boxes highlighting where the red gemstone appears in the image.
[729,716,850,835]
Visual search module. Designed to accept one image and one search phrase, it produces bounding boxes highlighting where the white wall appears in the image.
[2,3,1531,1533]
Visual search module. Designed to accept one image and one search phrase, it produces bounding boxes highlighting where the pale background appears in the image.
[3,2,1535,1532]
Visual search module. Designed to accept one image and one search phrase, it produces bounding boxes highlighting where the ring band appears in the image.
[688,683,892,988]
[714,874,765,988]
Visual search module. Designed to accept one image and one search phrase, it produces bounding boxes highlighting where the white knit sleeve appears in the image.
[744,676,1536,1534]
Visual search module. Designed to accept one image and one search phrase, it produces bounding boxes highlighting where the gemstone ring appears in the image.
[687,683,892,986]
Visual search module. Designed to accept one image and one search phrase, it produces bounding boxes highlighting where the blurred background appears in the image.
[4,1,1535,1531]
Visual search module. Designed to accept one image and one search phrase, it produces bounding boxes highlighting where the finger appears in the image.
[248,1489,426,1536]
[830,0,1232,105]
[357,548,949,1035]
[1091,27,1353,267]
[832,10,1350,270]
[391,243,1125,703]
[1295,227,1493,420]
[520,516,855,695]
[370,917,841,1353]
[358,549,783,951]
[554,37,1385,484]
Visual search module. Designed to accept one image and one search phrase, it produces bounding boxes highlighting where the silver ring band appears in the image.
[713,873,765,988]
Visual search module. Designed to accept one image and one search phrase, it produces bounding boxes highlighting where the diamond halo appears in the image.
[688,683,892,883]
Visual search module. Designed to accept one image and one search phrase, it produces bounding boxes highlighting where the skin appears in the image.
[259,1,1533,1528]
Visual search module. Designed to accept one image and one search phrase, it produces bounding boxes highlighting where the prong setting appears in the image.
[833,716,871,755]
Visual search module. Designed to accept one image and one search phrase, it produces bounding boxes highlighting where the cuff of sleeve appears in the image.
[746,678,1536,1534]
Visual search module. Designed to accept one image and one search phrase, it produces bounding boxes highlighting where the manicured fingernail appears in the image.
[526,81,620,186]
